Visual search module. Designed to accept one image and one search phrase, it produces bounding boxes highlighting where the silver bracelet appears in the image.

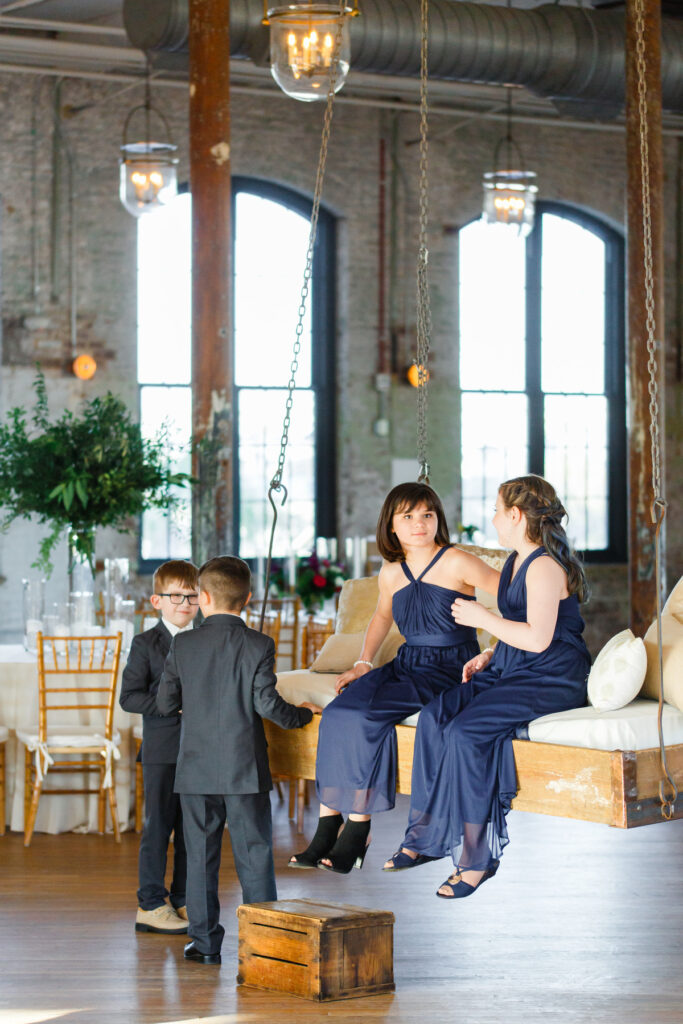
[354,659,373,669]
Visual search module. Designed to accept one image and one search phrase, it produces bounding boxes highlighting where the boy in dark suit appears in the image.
[156,555,321,965]
[119,559,200,934]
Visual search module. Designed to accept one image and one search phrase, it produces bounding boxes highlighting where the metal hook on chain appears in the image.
[260,482,289,631]
[258,1,346,632]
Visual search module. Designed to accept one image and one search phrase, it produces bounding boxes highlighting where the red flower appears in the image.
[313,573,327,588]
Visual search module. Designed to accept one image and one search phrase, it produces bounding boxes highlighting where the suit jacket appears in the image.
[156,613,313,795]
[119,620,182,764]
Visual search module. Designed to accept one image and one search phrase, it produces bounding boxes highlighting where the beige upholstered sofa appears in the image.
[269,555,683,828]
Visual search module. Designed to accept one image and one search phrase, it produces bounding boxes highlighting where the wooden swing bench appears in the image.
[266,562,683,830]
[266,709,683,829]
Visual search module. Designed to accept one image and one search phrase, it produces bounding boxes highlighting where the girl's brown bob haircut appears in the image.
[376,482,451,562]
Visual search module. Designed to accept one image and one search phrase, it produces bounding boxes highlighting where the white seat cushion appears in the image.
[527,699,683,751]
[0,724,9,742]
[277,671,683,752]
[276,671,421,726]
[16,725,122,748]
[133,723,143,741]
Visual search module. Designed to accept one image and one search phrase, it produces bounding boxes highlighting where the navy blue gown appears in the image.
[401,547,591,871]
[316,546,480,816]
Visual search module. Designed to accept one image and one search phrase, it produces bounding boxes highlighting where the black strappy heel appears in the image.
[317,819,371,874]
[288,813,344,869]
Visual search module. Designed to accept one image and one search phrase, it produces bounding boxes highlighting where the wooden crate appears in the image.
[237,898,395,1001]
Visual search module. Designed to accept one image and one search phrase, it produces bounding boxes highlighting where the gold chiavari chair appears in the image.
[244,609,282,651]
[279,614,334,832]
[16,632,123,847]
[260,595,301,670]
[300,615,335,669]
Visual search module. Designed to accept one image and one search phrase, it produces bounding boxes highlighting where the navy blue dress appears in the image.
[401,547,591,871]
[316,546,480,815]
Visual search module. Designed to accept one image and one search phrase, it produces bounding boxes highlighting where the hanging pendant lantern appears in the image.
[482,87,538,238]
[119,62,178,217]
[262,0,358,102]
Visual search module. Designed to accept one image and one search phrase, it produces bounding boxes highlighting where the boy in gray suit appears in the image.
[157,555,320,965]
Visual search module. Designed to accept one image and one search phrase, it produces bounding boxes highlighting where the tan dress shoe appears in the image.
[135,904,188,934]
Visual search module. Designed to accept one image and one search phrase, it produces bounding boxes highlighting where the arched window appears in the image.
[137,179,336,570]
[459,203,626,560]
[232,178,336,559]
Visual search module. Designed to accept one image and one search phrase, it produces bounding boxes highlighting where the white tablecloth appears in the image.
[0,644,139,835]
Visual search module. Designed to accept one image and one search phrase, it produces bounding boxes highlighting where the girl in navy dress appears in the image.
[289,482,500,874]
[383,474,591,898]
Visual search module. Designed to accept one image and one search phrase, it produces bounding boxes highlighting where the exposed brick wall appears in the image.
[0,74,679,651]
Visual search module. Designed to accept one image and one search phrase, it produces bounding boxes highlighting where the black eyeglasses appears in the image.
[156,593,199,606]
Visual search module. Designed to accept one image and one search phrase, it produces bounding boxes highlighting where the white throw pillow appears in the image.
[587,629,647,713]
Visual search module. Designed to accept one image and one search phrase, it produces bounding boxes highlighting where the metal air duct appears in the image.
[123,0,683,113]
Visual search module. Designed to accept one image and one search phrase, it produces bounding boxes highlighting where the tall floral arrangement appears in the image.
[271,551,348,612]
[0,371,191,573]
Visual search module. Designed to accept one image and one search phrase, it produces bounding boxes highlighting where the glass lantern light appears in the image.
[482,89,538,238]
[262,1,359,102]
[119,66,178,217]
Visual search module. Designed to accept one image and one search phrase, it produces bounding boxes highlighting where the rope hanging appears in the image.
[633,0,677,820]
[259,2,346,630]
[415,0,432,485]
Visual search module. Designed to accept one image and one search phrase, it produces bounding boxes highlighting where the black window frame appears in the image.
[459,200,626,563]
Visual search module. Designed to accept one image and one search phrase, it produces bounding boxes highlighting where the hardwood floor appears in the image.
[1,794,682,1024]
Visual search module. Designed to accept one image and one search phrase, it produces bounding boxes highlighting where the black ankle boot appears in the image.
[288,813,344,869]
[318,818,371,874]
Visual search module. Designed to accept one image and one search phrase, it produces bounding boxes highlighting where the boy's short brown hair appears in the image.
[153,559,199,594]
[198,556,251,611]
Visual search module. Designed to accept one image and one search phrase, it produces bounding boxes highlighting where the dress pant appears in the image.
[180,791,277,955]
[137,763,187,910]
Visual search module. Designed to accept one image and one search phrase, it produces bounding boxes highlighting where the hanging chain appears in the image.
[416,0,432,484]
[260,3,346,627]
[633,0,677,819]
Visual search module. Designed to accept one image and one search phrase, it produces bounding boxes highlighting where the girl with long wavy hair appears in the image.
[383,474,591,898]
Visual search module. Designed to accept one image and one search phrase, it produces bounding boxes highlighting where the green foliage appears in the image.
[0,371,192,573]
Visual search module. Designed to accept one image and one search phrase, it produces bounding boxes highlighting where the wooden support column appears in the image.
[625,0,666,637]
[189,0,232,565]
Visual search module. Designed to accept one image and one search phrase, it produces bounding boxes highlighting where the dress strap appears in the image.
[400,561,415,583]
[416,544,451,581]
[510,546,547,584]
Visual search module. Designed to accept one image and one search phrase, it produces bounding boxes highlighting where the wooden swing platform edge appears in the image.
[264,716,683,829]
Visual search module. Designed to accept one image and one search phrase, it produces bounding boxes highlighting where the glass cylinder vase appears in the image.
[22,577,46,653]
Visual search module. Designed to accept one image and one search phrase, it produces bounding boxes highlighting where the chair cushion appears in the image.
[276,671,421,725]
[662,574,683,622]
[336,577,381,634]
[587,629,647,712]
[310,629,404,673]
[527,698,683,751]
[16,725,122,748]
[638,576,683,712]
[0,724,8,742]
[640,610,683,713]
